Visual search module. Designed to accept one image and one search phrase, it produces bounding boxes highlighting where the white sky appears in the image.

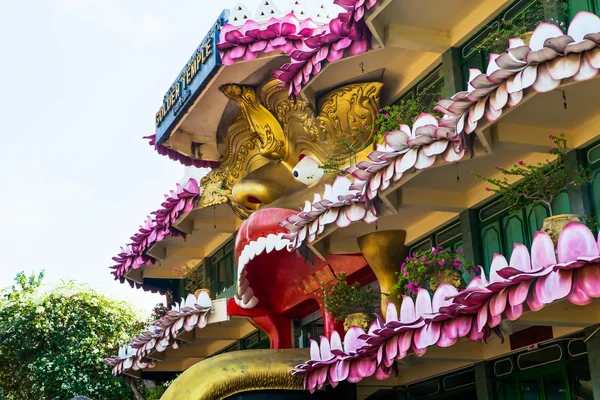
[0,0,261,314]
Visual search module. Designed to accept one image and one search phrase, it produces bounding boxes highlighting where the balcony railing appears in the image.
[459,0,571,90]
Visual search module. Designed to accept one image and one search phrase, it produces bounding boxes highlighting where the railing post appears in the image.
[442,47,464,98]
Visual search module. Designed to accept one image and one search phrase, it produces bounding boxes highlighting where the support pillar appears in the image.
[474,361,494,400]
[586,325,600,400]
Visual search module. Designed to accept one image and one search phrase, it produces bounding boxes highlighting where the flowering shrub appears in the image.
[473,134,590,216]
[149,302,169,323]
[317,273,381,323]
[394,247,476,298]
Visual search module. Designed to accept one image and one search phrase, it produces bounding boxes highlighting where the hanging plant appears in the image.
[472,0,568,55]
[472,134,590,216]
[319,128,371,176]
[394,247,476,298]
[372,87,443,143]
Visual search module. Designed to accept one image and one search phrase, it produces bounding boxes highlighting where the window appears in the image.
[443,369,475,391]
[207,239,236,297]
[518,345,563,370]
[567,339,587,358]
[407,378,439,399]
[494,358,514,377]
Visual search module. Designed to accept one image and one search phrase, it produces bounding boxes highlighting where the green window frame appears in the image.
[206,238,236,299]
[459,0,570,90]
[492,337,591,400]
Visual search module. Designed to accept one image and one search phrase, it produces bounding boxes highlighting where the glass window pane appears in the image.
[408,379,439,399]
[568,339,587,357]
[459,387,478,400]
[518,345,562,370]
[494,358,513,377]
[569,358,593,400]
[543,371,567,400]
[495,380,518,400]
[443,369,475,391]
[520,380,541,400]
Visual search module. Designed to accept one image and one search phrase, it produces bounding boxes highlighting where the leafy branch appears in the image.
[473,134,591,216]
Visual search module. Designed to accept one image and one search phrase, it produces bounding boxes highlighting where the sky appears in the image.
[0,0,261,314]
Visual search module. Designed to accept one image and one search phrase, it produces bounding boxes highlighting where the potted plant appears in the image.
[473,134,591,242]
[317,272,382,331]
[394,247,476,298]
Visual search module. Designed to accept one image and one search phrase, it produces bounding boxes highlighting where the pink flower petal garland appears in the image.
[110,179,200,279]
[144,135,220,169]
[106,291,212,376]
[281,12,600,250]
[216,0,379,96]
[293,222,600,392]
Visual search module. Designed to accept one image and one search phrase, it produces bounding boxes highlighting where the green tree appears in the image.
[0,271,146,400]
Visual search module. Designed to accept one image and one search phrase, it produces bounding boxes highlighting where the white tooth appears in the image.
[242,287,254,304]
[248,241,258,260]
[237,278,249,297]
[255,237,266,256]
[275,238,290,251]
[239,250,249,269]
[239,268,247,281]
[236,296,259,309]
[266,234,277,253]
[245,296,259,309]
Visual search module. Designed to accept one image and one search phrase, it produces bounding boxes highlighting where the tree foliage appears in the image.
[0,271,145,400]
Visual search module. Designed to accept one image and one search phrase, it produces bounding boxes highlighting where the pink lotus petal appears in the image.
[577,265,600,298]
[508,279,533,307]
[531,231,557,269]
[415,289,433,318]
[529,22,564,51]
[547,53,581,80]
[568,270,594,305]
[557,222,598,263]
[573,52,599,81]
[568,11,600,42]
[533,63,561,93]
[489,288,508,317]
[505,304,523,320]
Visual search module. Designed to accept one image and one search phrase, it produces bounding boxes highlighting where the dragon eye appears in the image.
[293,170,299,177]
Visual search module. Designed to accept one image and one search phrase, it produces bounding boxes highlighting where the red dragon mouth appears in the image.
[233,208,298,309]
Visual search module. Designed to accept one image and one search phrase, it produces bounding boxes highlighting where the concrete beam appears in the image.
[422,340,484,362]
[386,24,451,53]
[517,300,600,328]
[397,187,467,212]
[492,123,567,153]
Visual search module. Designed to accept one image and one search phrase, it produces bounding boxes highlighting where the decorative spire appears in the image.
[229,0,342,27]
